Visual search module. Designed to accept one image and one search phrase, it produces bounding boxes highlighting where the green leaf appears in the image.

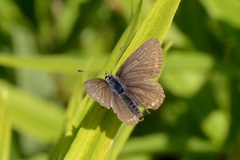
[162,51,214,97]
[200,0,240,28]
[0,54,107,74]
[0,87,11,160]
[0,80,65,143]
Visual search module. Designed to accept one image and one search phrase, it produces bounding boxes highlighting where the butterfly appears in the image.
[84,38,165,125]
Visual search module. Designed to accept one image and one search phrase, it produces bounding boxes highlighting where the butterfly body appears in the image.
[105,73,144,121]
[105,73,124,94]
[84,38,165,125]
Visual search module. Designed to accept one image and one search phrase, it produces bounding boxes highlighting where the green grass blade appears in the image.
[0,87,11,160]
[106,1,180,159]
[0,80,65,143]
[0,54,107,74]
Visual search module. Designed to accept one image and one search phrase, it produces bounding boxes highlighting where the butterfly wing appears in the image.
[116,38,162,80]
[84,78,112,109]
[126,79,165,110]
[111,92,141,125]
[116,38,165,110]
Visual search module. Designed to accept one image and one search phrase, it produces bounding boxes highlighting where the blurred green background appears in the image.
[0,0,240,160]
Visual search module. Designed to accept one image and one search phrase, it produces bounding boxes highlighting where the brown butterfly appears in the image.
[84,38,165,125]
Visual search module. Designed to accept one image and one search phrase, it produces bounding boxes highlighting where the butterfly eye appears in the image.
[105,73,112,80]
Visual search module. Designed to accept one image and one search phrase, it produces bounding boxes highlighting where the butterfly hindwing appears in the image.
[84,78,112,109]
[111,92,140,125]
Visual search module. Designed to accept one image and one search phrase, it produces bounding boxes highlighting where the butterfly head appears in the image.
[105,72,113,81]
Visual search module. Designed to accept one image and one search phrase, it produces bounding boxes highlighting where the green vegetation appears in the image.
[0,0,239,159]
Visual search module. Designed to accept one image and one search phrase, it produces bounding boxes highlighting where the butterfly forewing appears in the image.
[84,78,112,109]
[116,38,162,80]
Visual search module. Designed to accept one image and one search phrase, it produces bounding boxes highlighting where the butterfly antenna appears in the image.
[77,69,102,75]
